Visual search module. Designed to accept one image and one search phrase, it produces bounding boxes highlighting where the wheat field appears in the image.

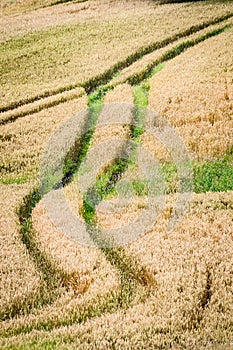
[148,27,233,160]
[0,0,233,349]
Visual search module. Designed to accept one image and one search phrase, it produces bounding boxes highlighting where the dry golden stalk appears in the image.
[32,195,119,294]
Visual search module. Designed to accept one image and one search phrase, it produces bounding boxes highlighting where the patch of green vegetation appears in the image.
[113,151,233,196]
[162,162,179,194]
[112,70,122,79]
[149,62,165,79]
[0,175,28,185]
[82,159,128,224]
[132,84,148,140]
[88,85,112,105]
[133,84,149,109]
[132,180,148,196]
[107,166,177,197]
[144,153,233,195]
[194,151,233,193]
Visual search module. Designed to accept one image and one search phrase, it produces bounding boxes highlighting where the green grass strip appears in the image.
[0,176,28,185]
[62,100,103,186]
[131,81,150,140]
[118,151,233,195]
[82,159,128,224]
[194,150,233,193]
[61,85,114,185]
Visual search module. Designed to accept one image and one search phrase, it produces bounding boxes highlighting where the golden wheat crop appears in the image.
[0,1,153,36]
[0,87,84,124]
[96,196,148,230]
[1,1,233,107]
[0,94,87,184]
[0,0,56,15]
[32,192,119,292]
[90,84,134,149]
[0,184,40,317]
[148,28,233,160]
[3,191,232,349]
[1,0,233,347]
[110,16,233,87]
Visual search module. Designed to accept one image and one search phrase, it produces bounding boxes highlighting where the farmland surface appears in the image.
[0,0,233,349]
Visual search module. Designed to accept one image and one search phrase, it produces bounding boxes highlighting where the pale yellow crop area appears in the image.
[0,185,40,318]
[2,191,232,348]
[0,93,87,184]
[148,27,233,160]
